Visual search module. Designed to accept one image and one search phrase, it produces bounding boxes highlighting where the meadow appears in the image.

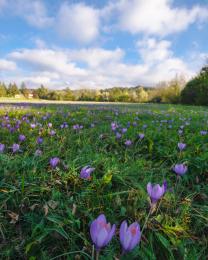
[0,102,207,260]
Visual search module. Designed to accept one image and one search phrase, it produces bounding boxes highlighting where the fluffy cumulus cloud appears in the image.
[4,43,193,88]
[1,0,53,28]
[0,0,208,88]
[0,59,16,71]
[113,0,208,36]
[56,2,100,43]
[67,48,124,68]
[9,49,87,76]
[136,37,193,81]
[137,38,172,63]
[19,0,53,28]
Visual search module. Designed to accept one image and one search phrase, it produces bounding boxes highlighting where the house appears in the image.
[15,94,24,99]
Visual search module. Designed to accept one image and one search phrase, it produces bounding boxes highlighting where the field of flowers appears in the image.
[0,103,207,260]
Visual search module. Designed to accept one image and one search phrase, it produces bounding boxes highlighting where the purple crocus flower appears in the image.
[12,143,20,153]
[80,166,95,179]
[121,128,127,134]
[30,123,36,129]
[37,137,43,144]
[90,214,116,250]
[120,221,141,253]
[63,122,68,128]
[111,122,118,131]
[73,124,79,130]
[10,127,15,133]
[48,123,52,128]
[138,133,145,139]
[0,143,5,153]
[200,130,207,136]
[125,140,132,146]
[178,142,186,151]
[116,132,122,139]
[147,180,167,204]
[73,124,83,130]
[49,130,56,136]
[173,164,187,176]
[50,157,60,168]
[127,122,131,128]
[19,134,26,142]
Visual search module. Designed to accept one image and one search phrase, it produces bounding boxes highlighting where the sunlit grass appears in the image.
[0,103,207,259]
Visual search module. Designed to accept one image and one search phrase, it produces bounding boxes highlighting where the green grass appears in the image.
[0,103,208,259]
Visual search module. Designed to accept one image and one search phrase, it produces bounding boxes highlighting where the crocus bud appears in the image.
[200,130,207,136]
[138,133,145,139]
[125,140,132,146]
[116,132,122,139]
[49,130,56,136]
[173,163,187,176]
[37,137,43,144]
[111,122,118,131]
[147,180,167,205]
[0,143,5,153]
[19,134,26,142]
[12,143,20,153]
[120,221,141,253]
[121,128,127,134]
[80,166,95,179]
[50,157,60,168]
[178,143,186,151]
[90,214,116,250]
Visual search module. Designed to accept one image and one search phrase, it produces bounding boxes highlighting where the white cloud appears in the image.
[136,37,193,82]
[21,75,52,85]
[7,0,53,28]
[137,38,172,63]
[0,59,16,71]
[67,48,124,67]
[9,49,87,76]
[109,0,208,36]
[34,38,47,49]
[56,2,100,43]
[4,42,198,88]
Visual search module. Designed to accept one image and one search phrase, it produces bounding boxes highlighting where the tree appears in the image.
[20,82,30,98]
[108,88,123,102]
[35,85,48,99]
[0,82,7,97]
[118,90,130,102]
[7,83,19,97]
[136,87,148,102]
[63,88,74,101]
[181,66,208,105]
[47,91,62,100]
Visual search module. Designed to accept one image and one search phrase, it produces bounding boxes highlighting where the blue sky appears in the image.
[0,0,208,89]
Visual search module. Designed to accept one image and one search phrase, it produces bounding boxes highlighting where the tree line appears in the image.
[0,65,208,105]
[0,76,185,103]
